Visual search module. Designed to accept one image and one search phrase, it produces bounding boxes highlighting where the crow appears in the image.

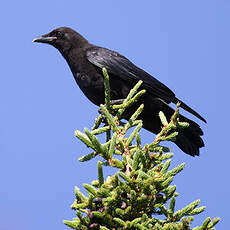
[33,27,206,156]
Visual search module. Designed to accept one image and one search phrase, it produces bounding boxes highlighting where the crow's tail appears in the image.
[122,96,205,156]
[140,97,205,156]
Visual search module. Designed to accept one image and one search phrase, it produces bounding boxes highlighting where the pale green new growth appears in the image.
[64,69,220,229]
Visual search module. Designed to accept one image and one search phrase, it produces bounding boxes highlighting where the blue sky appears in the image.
[1,1,226,229]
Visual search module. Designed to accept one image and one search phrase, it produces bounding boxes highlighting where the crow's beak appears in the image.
[33,34,57,43]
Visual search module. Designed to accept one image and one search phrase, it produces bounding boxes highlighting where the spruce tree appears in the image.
[63,68,220,230]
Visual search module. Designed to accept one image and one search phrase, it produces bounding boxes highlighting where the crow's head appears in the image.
[33,27,88,54]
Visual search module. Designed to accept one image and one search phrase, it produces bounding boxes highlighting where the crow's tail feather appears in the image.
[174,97,207,123]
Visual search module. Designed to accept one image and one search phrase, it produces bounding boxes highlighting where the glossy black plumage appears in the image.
[33,27,206,156]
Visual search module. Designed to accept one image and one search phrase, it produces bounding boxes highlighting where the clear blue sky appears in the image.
[1,1,226,229]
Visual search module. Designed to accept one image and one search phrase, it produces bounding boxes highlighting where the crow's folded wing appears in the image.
[86,46,206,123]
[86,46,175,103]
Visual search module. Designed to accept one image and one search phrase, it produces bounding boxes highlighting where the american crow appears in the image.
[33,27,206,156]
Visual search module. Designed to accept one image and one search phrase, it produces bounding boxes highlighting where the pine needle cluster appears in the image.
[64,68,219,230]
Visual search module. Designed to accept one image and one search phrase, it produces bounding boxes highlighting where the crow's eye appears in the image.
[56,31,64,38]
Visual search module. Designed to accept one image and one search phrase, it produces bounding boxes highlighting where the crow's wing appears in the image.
[86,46,206,123]
[86,46,175,103]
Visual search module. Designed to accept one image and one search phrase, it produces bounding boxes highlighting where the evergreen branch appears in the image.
[98,161,104,186]
[116,80,144,118]
[75,130,95,150]
[102,67,111,111]
[91,125,110,135]
[78,152,97,162]
[100,104,118,132]
[65,68,220,230]
[92,115,103,130]
[123,104,144,132]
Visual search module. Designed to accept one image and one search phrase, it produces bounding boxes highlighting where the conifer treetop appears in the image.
[64,68,220,230]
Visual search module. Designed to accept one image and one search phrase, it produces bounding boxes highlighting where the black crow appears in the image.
[33,27,206,156]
